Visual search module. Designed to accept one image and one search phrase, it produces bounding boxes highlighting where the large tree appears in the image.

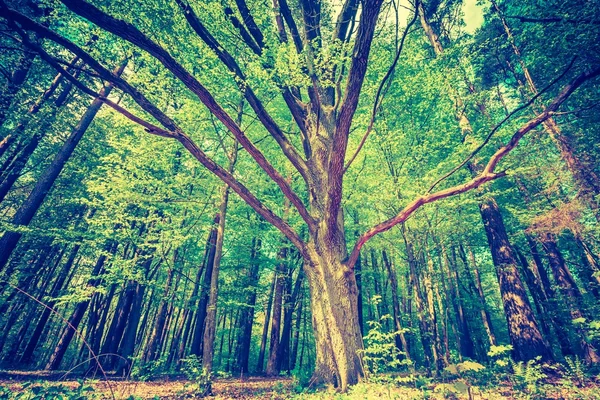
[2,0,599,390]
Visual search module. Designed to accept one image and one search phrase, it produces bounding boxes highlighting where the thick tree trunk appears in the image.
[304,255,364,390]
[540,233,600,364]
[479,199,552,361]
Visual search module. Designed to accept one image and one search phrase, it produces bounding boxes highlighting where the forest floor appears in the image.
[1,371,600,399]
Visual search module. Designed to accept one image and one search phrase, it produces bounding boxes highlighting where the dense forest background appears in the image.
[0,0,599,398]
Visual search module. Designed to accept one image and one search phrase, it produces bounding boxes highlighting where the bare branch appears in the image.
[505,15,600,25]
[333,0,359,42]
[344,1,419,172]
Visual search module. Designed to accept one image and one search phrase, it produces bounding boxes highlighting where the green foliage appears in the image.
[510,357,548,397]
[0,380,98,400]
[563,356,587,387]
[291,365,313,393]
[359,312,410,379]
[180,355,212,397]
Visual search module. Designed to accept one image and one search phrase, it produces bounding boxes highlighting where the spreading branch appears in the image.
[5,7,310,258]
[57,0,315,229]
[344,1,420,172]
[346,66,600,268]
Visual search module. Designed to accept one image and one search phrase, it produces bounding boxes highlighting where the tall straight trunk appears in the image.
[116,281,146,376]
[448,247,475,360]
[88,283,116,371]
[480,199,552,361]
[466,246,497,347]
[574,237,600,298]
[2,244,67,362]
[266,246,287,376]
[278,267,304,372]
[178,248,207,360]
[235,237,261,373]
[0,57,82,197]
[423,255,445,370]
[419,8,550,362]
[540,233,600,363]
[290,290,303,371]
[45,240,116,370]
[144,266,175,362]
[0,243,56,352]
[381,250,411,363]
[490,0,600,205]
[407,242,436,372]
[190,215,219,356]
[0,60,127,272]
[201,133,238,393]
[98,281,136,370]
[256,272,275,373]
[525,235,554,298]
[514,247,572,358]
[20,244,81,364]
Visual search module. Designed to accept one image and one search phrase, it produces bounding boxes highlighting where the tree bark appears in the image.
[540,233,600,363]
[235,237,261,373]
[381,250,411,363]
[479,198,552,361]
[265,246,287,376]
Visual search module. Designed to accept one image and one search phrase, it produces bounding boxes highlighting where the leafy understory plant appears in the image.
[358,308,411,382]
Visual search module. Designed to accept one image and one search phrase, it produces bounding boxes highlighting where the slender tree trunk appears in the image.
[278,267,304,373]
[0,50,36,127]
[541,233,600,363]
[190,216,219,357]
[144,266,175,362]
[45,240,116,370]
[490,0,600,206]
[116,281,146,376]
[466,246,497,347]
[419,5,550,362]
[235,237,261,373]
[20,244,80,364]
[257,271,275,373]
[0,60,127,272]
[200,135,238,393]
[381,250,411,363]
[266,246,287,376]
